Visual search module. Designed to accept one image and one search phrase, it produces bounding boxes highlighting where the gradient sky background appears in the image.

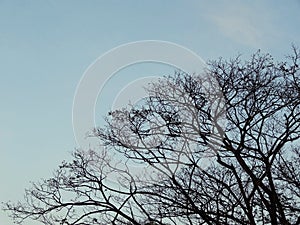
[1,1,300,224]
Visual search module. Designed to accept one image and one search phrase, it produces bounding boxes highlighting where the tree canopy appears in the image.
[3,48,300,225]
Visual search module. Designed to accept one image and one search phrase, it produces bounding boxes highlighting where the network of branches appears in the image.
[3,47,300,225]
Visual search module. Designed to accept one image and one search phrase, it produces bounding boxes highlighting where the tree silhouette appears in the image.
[3,47,300,225]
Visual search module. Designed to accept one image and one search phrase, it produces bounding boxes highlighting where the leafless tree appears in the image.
[3,47,300,225]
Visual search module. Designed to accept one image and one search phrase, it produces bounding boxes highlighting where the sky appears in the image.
[0,1,300,224]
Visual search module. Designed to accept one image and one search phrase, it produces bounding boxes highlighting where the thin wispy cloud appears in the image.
[206,1,274,48]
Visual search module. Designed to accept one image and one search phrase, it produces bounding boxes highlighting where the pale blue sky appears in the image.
[0,1,299,224]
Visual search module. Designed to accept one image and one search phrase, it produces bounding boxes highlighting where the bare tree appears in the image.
[3,48,300,225]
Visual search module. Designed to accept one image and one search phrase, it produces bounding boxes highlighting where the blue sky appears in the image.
[0,1,299,224]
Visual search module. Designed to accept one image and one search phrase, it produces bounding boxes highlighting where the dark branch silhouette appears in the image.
[3,47,300,225]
